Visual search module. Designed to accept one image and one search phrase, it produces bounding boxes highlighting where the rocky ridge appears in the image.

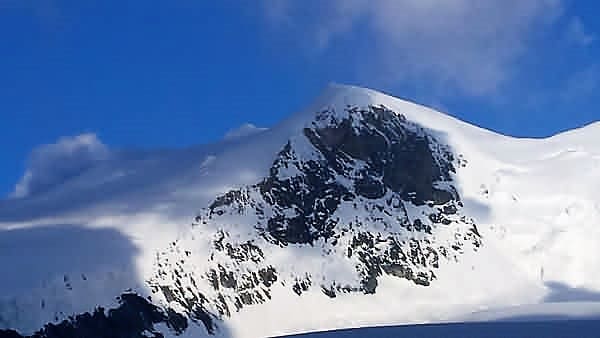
[148,104,481,333]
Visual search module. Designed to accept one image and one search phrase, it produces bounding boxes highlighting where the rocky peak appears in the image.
[307,105,457,204]
[148,103,481,333]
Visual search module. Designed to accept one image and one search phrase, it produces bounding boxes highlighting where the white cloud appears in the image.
[12,134,110,198]
[262,0,563,97]
[566,17,595,46]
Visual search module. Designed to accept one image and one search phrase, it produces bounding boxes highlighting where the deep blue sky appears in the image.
[1,1,599,197]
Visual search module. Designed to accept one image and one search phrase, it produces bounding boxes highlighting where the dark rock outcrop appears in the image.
[0,293,207,338]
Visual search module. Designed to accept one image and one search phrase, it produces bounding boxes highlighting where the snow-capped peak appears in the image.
[2,85,600,338]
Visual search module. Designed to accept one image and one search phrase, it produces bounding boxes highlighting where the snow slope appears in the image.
[1,84,600,338]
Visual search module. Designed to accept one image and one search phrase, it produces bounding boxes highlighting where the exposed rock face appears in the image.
[0,293,201,338]
[261,105,461,245]
[149,105,481,326]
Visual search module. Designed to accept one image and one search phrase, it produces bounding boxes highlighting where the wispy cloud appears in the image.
[560,65,600,103]
[565,17,595,46]
[261,0,563,97]
[1,0,63,31]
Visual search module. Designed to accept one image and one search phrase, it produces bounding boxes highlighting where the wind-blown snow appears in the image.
[11,133,110,199]
[1,84,600,338]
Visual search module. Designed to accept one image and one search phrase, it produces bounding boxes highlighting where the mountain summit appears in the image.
[2,85,600,338]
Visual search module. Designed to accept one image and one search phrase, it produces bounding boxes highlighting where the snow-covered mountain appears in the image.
[1,84,600,338]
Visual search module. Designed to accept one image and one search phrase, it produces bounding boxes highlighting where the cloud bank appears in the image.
[263,0,562,96]
[12,134,110,198]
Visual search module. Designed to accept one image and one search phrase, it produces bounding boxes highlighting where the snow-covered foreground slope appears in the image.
[1,84,600,338]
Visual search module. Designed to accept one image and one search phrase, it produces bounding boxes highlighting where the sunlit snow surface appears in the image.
[1,84,600,338]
